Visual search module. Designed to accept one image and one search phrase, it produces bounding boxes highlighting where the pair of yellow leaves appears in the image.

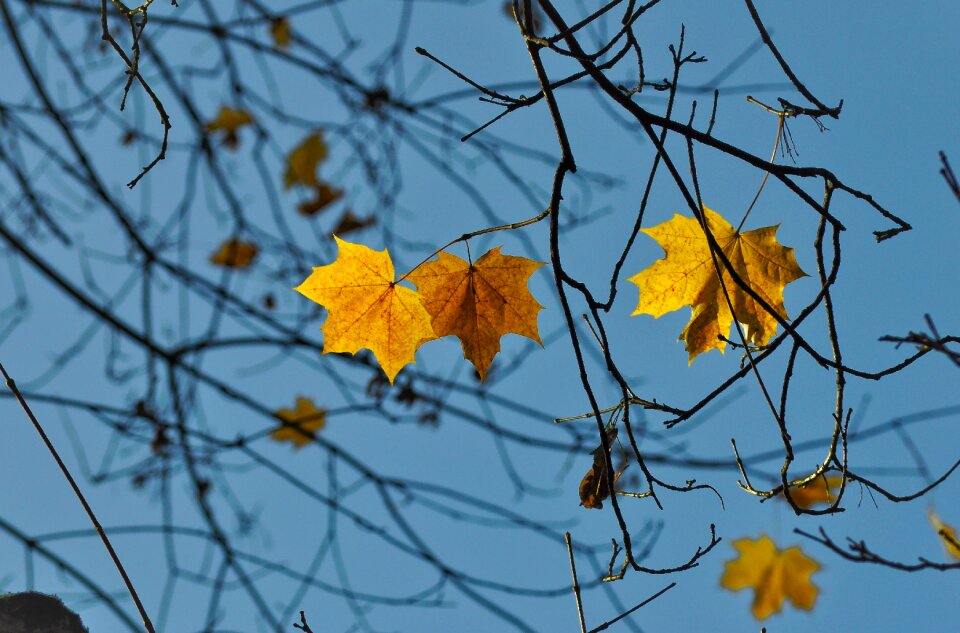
[295,238,544,383]
[630,206,806,362]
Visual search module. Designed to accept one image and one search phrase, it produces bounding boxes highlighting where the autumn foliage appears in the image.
[3,1,958,632]
[630,206,806,362]
[295,238,437,383]
[721,535,820,620]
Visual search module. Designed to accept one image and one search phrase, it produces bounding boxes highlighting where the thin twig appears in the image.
[396,208,550,282]
[941,152,960,203]
[586,582,676,633]
[0,361,156,633]
[564,532,587,633]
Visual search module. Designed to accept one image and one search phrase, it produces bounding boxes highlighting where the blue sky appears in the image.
[1,1,958,632]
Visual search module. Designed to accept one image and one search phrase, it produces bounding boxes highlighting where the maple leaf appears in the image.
[721,535,820,620]
[407,248,544,381]
[270,16,291,48]
[331,209,376,236]
[284,132,329,189]
[629,206,806,362]
[297,182,344,216]
[928,508,960,560]
[784,475,843,509]
[295,237,436,383]
[210,238,258,268]
[272,397,326,448]
[205,106,255,149]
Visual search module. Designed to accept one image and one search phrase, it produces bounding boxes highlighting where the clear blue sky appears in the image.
[1,1,958,632]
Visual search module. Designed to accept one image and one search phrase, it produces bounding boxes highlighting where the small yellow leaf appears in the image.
[721,535,820,620]
[408,248,544,381]
[784,475,843,509]
[210,238,258,268]
[270,16,291,48]
[205,106,255,149]
[272,397,326,448]
[928,508,960,561]
[295,237,436,383]
[297,182,344,216]
[284,132,329,189]
[629,206,806,362]
[331,209,376,236]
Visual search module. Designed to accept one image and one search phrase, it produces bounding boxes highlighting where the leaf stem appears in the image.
[395,207,550,283]
[738,97,787,232]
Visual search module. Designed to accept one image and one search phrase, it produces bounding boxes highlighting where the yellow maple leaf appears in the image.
[928,508,960,561]
[270,16,291,48]
[629,206,806,362]
[272,397,326,448]
[284,132,329,189]
[210,238,258,268]
[205,106,255,149]
[295,237,436,383]
[407,248,544,381]
[721,535,820,620]
[784,475,843,509]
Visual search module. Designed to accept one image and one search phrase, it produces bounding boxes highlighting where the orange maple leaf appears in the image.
[284,132,329,189]
[210,238,258,268]
[784,475,843,509]
[295,237,435,383]
[928,508,960,561]
[721,535,820,620]
[205,106,255,149]
[407,248,544,381]
[629,206,806,362]
[272,397,326,448]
